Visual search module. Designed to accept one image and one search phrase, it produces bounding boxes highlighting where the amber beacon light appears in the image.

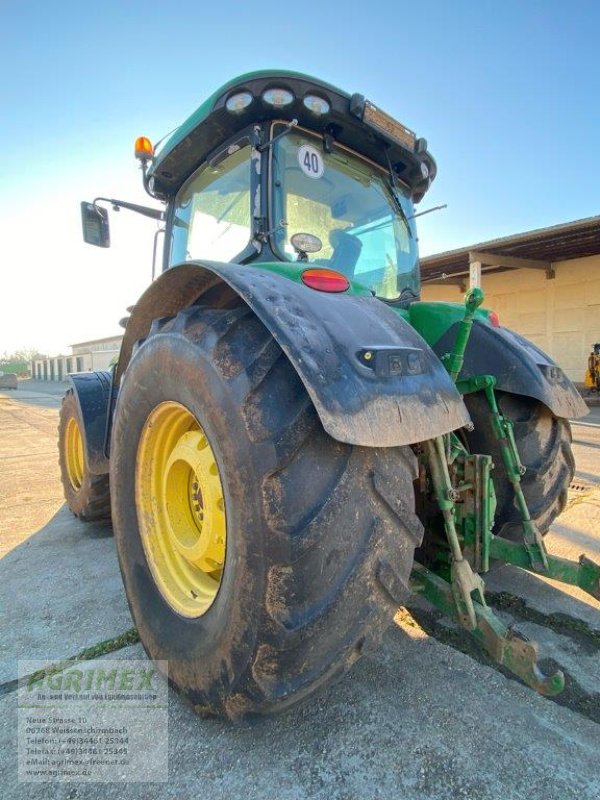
[134,136,154,161]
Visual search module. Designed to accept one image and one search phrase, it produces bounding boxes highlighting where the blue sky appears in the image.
[1,0,599,353]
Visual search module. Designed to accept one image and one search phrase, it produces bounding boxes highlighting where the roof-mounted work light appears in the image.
[349,94,416,152]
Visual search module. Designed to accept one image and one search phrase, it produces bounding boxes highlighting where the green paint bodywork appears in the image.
[440,287,484,381]
[150,70,349,178]
[408,299,494,347]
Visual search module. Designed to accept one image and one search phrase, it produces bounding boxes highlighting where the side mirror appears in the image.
[80,201,110,248]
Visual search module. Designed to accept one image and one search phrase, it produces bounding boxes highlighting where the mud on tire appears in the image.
[464,390,575,540]
[58,389,111,522]
[111,300,423,717]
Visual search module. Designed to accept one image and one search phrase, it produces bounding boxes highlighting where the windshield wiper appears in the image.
[383,148,413,238]
[391,190,413,237]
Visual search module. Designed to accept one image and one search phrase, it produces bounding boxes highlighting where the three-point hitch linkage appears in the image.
[412,288,600,695]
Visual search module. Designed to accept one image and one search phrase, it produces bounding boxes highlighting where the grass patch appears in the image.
[0,628,139,698]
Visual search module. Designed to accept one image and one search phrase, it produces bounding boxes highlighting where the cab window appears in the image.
[271,126,419,300]
[170,145,251,265]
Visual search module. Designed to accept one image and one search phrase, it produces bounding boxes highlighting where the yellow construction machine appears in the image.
[585,343,600,393]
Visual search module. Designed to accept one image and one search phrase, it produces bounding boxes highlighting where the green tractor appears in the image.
[62,70,597,716]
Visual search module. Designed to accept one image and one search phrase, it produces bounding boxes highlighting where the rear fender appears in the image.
[432,321,588,419]
[69,371,112,474]
[116,262,470,447]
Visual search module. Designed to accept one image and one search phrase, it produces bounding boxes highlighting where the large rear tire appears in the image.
[464,391,574,540]
[110,302,423,717]
[58,390,111,522]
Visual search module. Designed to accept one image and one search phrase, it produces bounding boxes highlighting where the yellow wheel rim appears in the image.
[65,417,85,491]
[135,401,227,618]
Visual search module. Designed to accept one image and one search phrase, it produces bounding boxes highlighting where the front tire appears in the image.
[111,302,423,716]
[464,391,575,540]
[58,390,111,521]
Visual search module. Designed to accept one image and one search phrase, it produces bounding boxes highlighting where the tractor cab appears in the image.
[83,71,435,304]
[151,72,435,304]
[167,118,421,301]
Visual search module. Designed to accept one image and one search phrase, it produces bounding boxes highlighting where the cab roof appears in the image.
[147,69,436,202]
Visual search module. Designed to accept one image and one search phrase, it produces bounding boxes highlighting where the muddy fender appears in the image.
[117,262,470,447]
[432,320,588,419]
[68,371,112,474]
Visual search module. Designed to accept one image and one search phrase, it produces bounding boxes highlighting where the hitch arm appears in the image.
[410,563,565,696]
[490,538,600,601]
[424,437,487,631]
[457,372,600,597]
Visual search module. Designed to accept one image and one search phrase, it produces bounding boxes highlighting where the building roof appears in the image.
[69,335,123,348]
[420,214,600,282]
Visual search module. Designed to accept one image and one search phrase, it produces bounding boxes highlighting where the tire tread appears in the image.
[123,302,423,715]
[58,390,111,522]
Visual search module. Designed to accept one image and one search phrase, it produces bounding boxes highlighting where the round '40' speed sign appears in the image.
[298,144,324,179]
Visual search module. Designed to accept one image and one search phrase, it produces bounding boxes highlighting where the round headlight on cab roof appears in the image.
[302,95,330,116]
[225,91,253,114]
[262,88,294,108]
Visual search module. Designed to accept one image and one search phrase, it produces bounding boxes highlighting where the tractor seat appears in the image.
[328,230,362,277]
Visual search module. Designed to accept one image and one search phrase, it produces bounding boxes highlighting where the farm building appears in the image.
[420,215,600,384]
[31,335,122,381]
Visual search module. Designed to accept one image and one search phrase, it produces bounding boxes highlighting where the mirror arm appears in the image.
[93,197,164,221]
[141,160,152,197]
